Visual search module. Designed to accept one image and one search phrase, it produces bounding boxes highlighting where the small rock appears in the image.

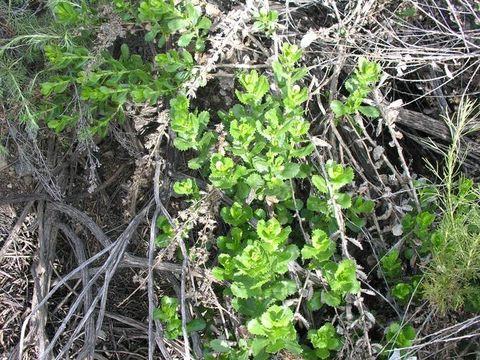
[23,175,33,186]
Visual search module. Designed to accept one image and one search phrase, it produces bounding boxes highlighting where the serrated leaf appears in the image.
[247,318,266,336]
[321,290,341,307]
[335,193,352,209]
[358,105,380,118]
[197,16,212,30]
[269,280,297,300]
[281,162,300,179]
[301,245,316,260]
[246,173,265,188]
[312,175,328,193]
[231,282,249,299]
[178,32,195,47]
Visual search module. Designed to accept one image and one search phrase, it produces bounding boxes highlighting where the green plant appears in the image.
[247,305,302,357]
[391,282,413,302]
[153,296,182,339]
[330,57,381,120]
[173,178,200,198]
[220,202,253,226]
[301,229,335,267]
[307,160,374,232]
[307,323,342,359]
[253,8,278,37]
[197,44,376,358]
[380,249,403,280]
[212,218,299,311]
[170,95,215,161]
[321,259,361,307]
[385,322,416,351]
[153,296,206,340]
[4,0,212,135]
[155,215,174,248]
[422,100,480,314]
[207,43,313,202]
[138,0,211,50]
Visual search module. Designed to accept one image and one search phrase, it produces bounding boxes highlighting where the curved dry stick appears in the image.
[148,154,173,360]
[51,202,154,360]
[49,202,111,248]
[56,223,96,360]
[18,239,115,360]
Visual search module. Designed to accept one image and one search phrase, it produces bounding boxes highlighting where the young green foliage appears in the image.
[212,217,299,308]
[321,259,361,307]
[307,160,373,233]
[214,43,313,202]
[247,305,302,357]
[421,101,480,314]
[153,296,182,339]
[138,0,211,50]
[14,0,212,135]
[391,282,413,303]
[220,203,253,226]
[173,178,200,198]
[153,296,206,340]
[155,216,174,248]
[253,8,278,37]
[307,323,342,359]
[380,249,403,280]
[301,229,335,267]
[330,57,381,120]
[384,322,416,354]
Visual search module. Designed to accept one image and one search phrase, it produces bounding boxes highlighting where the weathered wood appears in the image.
[396,108,480,158]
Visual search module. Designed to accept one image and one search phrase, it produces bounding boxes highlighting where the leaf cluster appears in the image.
[330,57,381,120]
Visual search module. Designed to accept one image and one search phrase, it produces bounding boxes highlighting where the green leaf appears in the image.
[312,175,328,193]
[386,322,416,348]
[308,323,342,358]
[330,100,345,117]
[335,193,352,209]
[54,2,79,24]
[251,338,269,356]
[281,162,300,179]
[326,161,354,189]
[269,280,297,300]
[352,197,375,213]
[178,32,195,47]
[358,105,380,118]
[321,290,341,307]
[197,16,212,30]
[155,234,170,248]
[173,178,197,196]
[220,203,253,226]
[168,19,190,32]
[247,318,266,336]
[246,173,265,189]
[231,282,249,299]
[301,245,316,260]
[256,218,291,250]
[302,229,334,264]
[290,143,315,158]
[330,259,360,295]
[391,282,412,301]
[209,339,232,353]
[307,291,322,311]
[187,318,206,333]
